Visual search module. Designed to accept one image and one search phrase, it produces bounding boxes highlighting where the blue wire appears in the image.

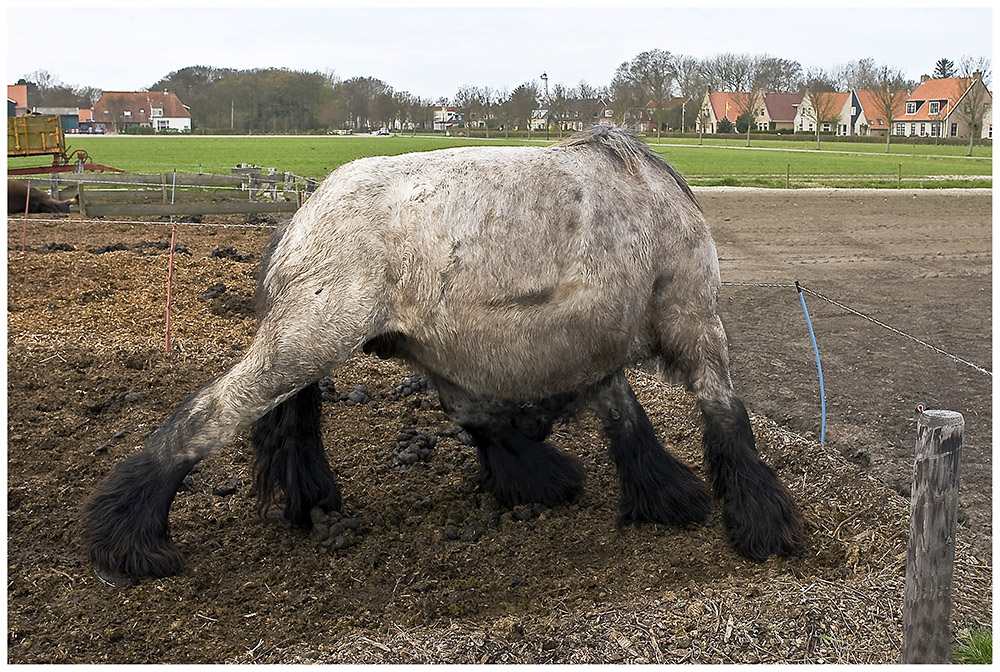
[796,282,826,445]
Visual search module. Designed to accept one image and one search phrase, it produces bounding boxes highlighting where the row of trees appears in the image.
[15,51,990,142]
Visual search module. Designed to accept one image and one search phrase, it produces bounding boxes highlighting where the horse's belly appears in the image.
[401,293,651,400]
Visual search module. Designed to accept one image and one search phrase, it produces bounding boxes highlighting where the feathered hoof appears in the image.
[87,535,186,586]
[617,467,713,529]
[476,439,585,508]
[722,482,804,561]
[80,450,192,584]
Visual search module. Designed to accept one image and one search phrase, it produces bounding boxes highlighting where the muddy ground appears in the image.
[6,189,992,663]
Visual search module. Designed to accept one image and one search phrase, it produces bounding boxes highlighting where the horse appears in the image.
[8,179,78,214]
[81,126,803,582]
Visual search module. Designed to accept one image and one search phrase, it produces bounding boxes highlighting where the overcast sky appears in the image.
[6,4,994,101]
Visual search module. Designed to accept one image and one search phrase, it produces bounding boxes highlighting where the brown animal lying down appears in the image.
[7,179,78,214]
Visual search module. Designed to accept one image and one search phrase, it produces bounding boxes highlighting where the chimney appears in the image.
[973,71,982,82]
[920,74,930,83]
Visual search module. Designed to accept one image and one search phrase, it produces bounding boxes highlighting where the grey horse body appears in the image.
[260,140,715,401]
[82,127,802,582]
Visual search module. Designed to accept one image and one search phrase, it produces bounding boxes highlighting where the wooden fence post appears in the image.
[901,409,964,664]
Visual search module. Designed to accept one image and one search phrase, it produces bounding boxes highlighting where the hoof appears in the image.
[80,450,192,582]
[475,437,585,508]
[722,479,804,561]
[283,486,342,528]
[617,463,713,528]
[85,529,186,582]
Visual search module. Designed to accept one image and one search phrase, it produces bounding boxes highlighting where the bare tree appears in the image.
[610,66,643,128]
[502,83,538,137]
[834,57,881,90]
[802,68,843,148]
[549,83,571,137]
[615,49,676,138]
[756,56,803,92]
[867,65,910,152]
[704,53,767,146]
[953,56,992,155]
[673,55,708,133]
[455,85,483,133]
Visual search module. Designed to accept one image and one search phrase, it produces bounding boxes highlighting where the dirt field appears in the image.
[6,189,991,663]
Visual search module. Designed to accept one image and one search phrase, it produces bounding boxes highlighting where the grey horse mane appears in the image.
[555,125,699,209]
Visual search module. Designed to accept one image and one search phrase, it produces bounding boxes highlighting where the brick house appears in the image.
[91,91,191,133]
[8,84,29,116]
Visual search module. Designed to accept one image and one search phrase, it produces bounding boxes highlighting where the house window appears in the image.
[951,123,958,136]
[151,107,163,117]
[896,123,905,135]
[929,101,940,115]
[604,110,612,118]
[123,110,132,117]
[910,123,916,135]
[931,123,940,137]
[906,102,917,114]
[920,123,926,136]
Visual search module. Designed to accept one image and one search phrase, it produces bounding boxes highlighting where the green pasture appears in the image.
[7,135,537,181]
[8,133,991,189]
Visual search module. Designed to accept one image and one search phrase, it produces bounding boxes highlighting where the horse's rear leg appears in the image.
[658,310,803,560]
[81,315,362,582]
[587,372,713,527]
[252,381,341,527]
[435,379,585,507]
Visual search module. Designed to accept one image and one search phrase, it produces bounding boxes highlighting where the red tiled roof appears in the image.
[899,77,973,121]
[854,90,906,130]
[93,91,190,123]
[708,92,742,121]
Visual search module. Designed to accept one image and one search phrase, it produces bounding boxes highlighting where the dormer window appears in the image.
[151,107,163,117]
[906,102,917,114]
[123,110,132,117]
[929,101,940,115]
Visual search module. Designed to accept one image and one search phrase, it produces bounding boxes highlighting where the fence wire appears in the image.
[721,281,992,377]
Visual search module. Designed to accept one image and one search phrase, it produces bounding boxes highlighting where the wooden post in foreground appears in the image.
[901,409,964,664]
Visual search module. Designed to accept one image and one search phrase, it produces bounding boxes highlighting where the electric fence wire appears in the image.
[722,281,992,377]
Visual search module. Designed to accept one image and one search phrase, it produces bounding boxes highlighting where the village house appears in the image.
[849,90,898,137]
[91,90,191,133]
[8,84,29,116]
[895,74,992,139]
[431,105,461,131]
[762,92,803,131]
[794,91,849,134]
[697,91,741,133]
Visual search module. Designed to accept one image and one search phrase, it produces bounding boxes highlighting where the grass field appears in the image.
[8,133,992,189]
